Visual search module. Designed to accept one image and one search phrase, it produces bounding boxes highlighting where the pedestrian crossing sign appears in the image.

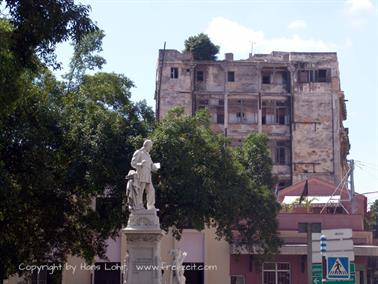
[327,257,350,279]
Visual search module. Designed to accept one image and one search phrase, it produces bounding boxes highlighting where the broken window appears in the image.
[170,67,178,79]
[270,141,290,165]
[316,69,327,82]
[197,99,208,110]
[227,71,235,82]
[217,110,224,124]
[196,96,224,124]
[297,69,330,83]
[228,99,258,124]
[262,100,290,125]
[236,112,246,122]
[262,74,271,84]
[282,71,289,85]
[196,71,204,81]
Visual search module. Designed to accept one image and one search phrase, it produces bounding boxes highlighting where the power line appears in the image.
[358,191,378,195]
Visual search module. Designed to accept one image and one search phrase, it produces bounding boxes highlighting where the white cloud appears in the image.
[345,0,374,14]
[288,20,307,30]
[205,17,338,58]
[344,0,376,29]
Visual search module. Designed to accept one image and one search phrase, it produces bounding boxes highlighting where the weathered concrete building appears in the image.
[155,50,350,189]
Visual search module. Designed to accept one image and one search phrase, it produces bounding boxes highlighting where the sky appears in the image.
[56,0,378,205]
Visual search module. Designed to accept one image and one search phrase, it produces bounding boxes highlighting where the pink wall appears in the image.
[230,255,369,284]
[278,213,364,231]
[95,237,121,262]
[176,231,204,263]
[230,255,307,284]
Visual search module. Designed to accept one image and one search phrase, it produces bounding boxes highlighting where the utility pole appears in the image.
[307,224,313,284]
[156,41,166,120]
[299,223,321,284]
[320,234,327,283]
[349,159,356,214]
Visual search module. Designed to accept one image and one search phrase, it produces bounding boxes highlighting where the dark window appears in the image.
[231,275,245,284]
[262,75,271,84]
[229,99,258,124]
[276,101,289,125]
[170,67,178,79]
[227,71,235,82]
[262,100,289,125]
[94,262,121,284]
[183,263,204,284]
[32,265,62,284]
[317,69,327,82]
[298,69,330,83]
[236,112,246,122]
[196,71,204,81]
[217,113,224,124]
[198,99,208,106]
[276,147,286,165]
[282,71,289,85]
[274,141,290,165]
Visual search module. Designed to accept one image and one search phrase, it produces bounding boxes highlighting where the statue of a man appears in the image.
[130,139,160,210]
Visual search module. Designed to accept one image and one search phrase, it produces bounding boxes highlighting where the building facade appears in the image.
[154,50,378,284]
[230,177,378,284]
[6,51,377,284]
[155,50,350,189]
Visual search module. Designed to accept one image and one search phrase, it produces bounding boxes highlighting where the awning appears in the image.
[282,195,341,205]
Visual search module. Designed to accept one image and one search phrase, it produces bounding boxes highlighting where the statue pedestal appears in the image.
[123,209,163,284]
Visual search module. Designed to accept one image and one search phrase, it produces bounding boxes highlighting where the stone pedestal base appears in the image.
[123,209,162,284]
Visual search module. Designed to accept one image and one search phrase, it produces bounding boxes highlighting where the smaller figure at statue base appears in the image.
[170,249,187,284]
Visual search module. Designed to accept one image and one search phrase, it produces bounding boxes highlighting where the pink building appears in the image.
[230,177,378,284]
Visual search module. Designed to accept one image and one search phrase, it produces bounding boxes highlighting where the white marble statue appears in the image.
[170,249,187,284]
[127,139,160,210]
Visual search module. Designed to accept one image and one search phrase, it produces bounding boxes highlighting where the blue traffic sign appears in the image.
[327,257,350,279]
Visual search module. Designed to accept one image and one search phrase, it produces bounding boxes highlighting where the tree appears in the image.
[1,0,97,68]
[151,108,281,257]
[0,38,155,280]
[366,200,378,238]
[0,18,33,118]
[65,29,107,92]
[237,133,275,188]
[183,33,219,60]
[0,0,97,117]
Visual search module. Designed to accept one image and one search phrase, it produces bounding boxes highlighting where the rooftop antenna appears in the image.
[250,41,256,56]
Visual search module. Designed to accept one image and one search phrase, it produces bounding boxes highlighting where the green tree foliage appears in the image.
[237,133,275,188]
[0,19,32,117]
[366,200,378,238]
[0,30,154,279]
[151,108,281,257]
[65,29,107,92]
[1,0,97,68]
[0,0,97,118]
[183,33,220,60]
